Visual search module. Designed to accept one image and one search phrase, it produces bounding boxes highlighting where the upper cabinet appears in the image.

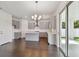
[12,20,20,29]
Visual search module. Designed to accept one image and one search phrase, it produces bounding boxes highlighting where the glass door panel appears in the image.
[68,1,79,57]
[59,9,67,56]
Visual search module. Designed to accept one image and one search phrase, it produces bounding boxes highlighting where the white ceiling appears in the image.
[0,1,61,19]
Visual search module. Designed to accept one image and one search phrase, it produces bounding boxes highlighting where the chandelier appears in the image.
[32,14,41,26]
[31,1,42,27]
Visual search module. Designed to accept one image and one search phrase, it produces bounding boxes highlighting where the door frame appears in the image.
[59,1,73,57]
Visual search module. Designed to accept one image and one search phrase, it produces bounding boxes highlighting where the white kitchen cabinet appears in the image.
[21,20,28,38]
[48,31,56,45]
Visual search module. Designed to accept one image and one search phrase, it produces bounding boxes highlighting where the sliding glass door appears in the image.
[68,1,79,57]
[59,8,67,56]
[59,1,79,57]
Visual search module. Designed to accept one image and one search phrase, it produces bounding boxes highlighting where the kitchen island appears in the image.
[25,31,39,41]
[24,29,56,45]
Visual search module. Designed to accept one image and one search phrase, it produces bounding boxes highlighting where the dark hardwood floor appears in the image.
[0,37,61,57]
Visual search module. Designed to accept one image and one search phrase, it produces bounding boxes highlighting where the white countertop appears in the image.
[26,29,48,33]
[26,31,39,33]
[26,29,56,34]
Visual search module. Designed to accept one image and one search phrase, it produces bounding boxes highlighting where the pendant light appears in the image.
[31,1,42,28]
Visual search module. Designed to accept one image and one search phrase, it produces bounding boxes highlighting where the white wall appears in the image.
[0,9,13,45]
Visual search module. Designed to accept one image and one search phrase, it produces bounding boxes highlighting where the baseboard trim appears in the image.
[0,42,10,46]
